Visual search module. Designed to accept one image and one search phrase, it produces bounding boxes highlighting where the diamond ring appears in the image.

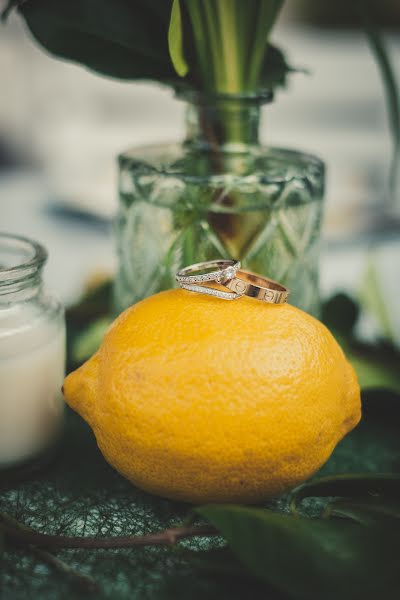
[176,260,240,285]
[176,259,241,300]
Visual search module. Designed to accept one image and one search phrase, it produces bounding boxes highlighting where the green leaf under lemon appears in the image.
[196,504,400,600]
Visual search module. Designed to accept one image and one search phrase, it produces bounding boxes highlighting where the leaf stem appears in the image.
[0,512,217,550]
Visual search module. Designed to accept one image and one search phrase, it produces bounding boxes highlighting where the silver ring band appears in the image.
[176,259,240,285]
[181,282,241,300]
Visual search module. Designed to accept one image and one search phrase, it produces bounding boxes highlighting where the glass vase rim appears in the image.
[0,232,47,286]
[174,85,273,106]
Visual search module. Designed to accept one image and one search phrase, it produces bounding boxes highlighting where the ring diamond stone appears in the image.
[176,260,240,285]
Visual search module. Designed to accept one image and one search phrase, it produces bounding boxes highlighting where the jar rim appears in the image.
[0,232,47,284]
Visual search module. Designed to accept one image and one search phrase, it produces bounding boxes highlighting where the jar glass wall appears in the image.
[0,233,65,468]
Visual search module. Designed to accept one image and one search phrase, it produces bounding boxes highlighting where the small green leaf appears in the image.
[196,504,400,600]
[291,473,400,512]
[321,293,359,336]
[260,44,298,90]
[326,497,400,526]
[168,0,189,78]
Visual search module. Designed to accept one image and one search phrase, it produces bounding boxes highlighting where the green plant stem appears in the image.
[202,0,221,89]
[215,0,241,92]
[365,27,399,198]
[185,0,213,87]
[357,0,400,201]
[185,0,283,95]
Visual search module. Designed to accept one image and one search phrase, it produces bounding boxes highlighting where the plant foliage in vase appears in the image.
[3,0,398,155]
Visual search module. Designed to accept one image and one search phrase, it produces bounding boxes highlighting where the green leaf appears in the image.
[291,473,400,512]
[326,497,400,526]
[17,0,177,82]
[9,0,294,94]
[168,0,189,77]
[184,547,287,599]
[184,547,249,578]
[321,293,360,336]
[260,44,299,90]
[196,504,400,600]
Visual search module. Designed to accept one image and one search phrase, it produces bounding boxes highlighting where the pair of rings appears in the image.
[176,260,289,304]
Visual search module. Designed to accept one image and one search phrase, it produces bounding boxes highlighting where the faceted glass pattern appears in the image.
[114,140,325,315]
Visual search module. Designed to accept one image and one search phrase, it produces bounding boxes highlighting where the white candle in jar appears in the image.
[0,234,65,468]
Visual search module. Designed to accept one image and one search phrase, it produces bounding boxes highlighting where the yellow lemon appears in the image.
[64,289,361,503]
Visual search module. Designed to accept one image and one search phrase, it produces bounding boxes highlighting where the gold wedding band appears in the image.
[224,270,289,304]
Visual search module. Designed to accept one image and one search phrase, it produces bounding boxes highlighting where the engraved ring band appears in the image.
[224,270,289,304]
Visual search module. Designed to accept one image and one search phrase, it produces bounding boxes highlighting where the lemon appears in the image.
[64,289,361,503]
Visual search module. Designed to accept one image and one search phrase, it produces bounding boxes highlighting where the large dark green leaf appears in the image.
[15,0,177,82]
[185,547,288,599]
[5,0,293,92]
[196,504,400,600]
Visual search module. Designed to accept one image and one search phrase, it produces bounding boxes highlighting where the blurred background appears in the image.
[0,1,399,336]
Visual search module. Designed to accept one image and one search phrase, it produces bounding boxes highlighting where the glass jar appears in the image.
[115,90,325,315]
[0,233,65,468]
